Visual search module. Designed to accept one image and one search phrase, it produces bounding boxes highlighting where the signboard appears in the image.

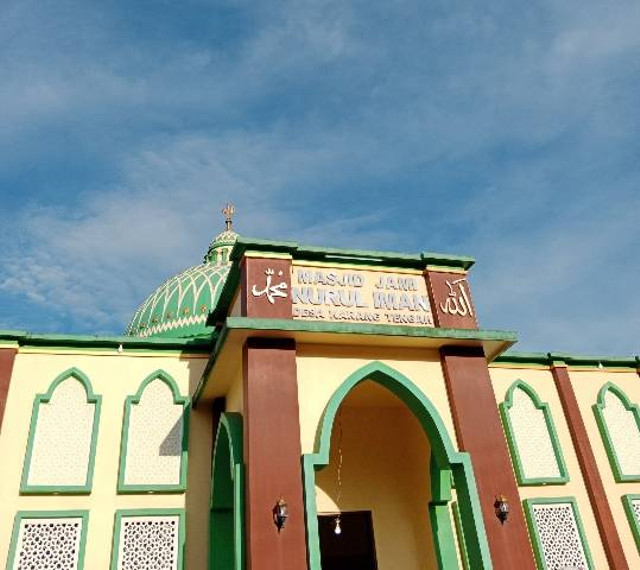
[290,265,434,327]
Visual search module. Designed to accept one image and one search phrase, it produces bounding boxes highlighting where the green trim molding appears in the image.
[0,329,214,353]
[499,380,569,486]
[593,382,640,482]
[20,367,102,495]
[622,494,640,553]
[117,370,190,493]
[523,497,594,570]
[110,508,186,570]
[452,501,470,570]
[301,361,492,570]
[494,351,640,370]
[210,413,245,570]
[5,510,90,570]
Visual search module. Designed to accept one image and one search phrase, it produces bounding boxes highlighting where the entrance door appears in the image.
[318,511,378,570]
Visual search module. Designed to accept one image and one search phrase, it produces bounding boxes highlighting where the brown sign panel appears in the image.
[425,270,477,329]
[241,257,293,319]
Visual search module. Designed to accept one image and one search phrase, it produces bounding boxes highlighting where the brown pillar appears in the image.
[243,338,308,570]
[551,363,629,569]
[0,347,17,433]
[440,346,536,570]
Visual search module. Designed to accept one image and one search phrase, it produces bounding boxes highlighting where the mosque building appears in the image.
[0,204,639,570]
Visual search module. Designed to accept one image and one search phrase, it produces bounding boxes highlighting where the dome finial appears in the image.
[222,202,235,231]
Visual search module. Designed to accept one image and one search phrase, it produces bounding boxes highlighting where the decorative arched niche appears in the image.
[21,367,101,494]
[118,370,189,493]
[301,361,492,570]
[499,380,569,485]
[593,382,640,482]
[209,412,245,570]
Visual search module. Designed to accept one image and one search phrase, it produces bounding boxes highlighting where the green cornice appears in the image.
[0,330,214,353]
[229,236,475,269]
[494,351,640,370]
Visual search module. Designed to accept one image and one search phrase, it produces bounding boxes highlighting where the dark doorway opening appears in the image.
[318,511,378,570]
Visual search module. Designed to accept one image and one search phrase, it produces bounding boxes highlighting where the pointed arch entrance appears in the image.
[302,362,492,570]
[210,412,245,570]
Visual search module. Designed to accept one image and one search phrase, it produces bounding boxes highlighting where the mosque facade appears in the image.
[0,205,639,570]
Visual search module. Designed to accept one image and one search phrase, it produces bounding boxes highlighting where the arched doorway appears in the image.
[210,412,245,570]
[302,362,491,570]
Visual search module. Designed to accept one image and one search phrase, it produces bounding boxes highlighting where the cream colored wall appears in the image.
[315,401,436,570]
[296,345,458,456]
[224,363,244,415]
[297,345,458,570]
[0,349,212,570]
[490,365,612,568]
[569,367,640,567]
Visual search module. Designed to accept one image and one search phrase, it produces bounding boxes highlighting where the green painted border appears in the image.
[429,456,460,570]
[452,501,470,570]
[117,370,190,493]
[301,361,492,570]
[523,497,594,570]
[622,494,640,552]
[0,330,214,352]
[5,510,90,570]
[494,351,640,370]
[592,382,640,482]
[210,413,245,570]
[499,380,569,486]
[20,368,102,495]
[109,508,186,570]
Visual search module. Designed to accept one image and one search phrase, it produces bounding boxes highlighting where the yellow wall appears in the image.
[490,364,640,568]
[296,344,458,456]
[569,367,640,567]
[0,349,212,569]
[315,387,436,570]
[296,345,459,570]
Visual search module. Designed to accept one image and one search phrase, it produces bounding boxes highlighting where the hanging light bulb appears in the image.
[334,515,342,535]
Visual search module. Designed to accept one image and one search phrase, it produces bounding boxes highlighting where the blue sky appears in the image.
[0,0,638,356]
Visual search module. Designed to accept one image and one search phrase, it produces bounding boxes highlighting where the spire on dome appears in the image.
[203,203,239,264]
[222,202,235,231]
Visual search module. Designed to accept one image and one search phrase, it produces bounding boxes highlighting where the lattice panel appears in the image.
[124,380,184,486]
[508,388,561,479]
[602,390,640,476]
[631,498,640,527]
[531,503,589,569]
[12,517,83,569]
[116,515,180,570]
[28,379,95,486]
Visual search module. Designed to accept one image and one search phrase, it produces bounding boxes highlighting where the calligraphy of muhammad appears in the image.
[251,269,288,304]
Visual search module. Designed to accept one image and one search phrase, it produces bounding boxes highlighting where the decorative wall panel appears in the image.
[525,499,593,570]
[21,368,101,493]
[7,512,88,570]
[500,381,568,485]
[595,385,640,480]
[119,371,188,492]
[112,511,184,570]
[622,494,640,552]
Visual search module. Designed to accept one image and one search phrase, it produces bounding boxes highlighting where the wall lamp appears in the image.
[273,497,289,532]
[494,495,509,525]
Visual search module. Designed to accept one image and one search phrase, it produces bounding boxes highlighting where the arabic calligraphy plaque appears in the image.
[425,270,477,329]
[242,257,292,319]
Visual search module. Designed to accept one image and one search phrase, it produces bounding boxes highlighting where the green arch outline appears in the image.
[301,361,492,570]
[117,369,190,493]
[210,412,245,570]
[593,382,640,482]
[499,379,569,485]
[20,367,102,495]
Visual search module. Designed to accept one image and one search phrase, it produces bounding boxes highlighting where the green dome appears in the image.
[126,226,238,338]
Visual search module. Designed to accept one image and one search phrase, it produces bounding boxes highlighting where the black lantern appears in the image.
[273,497,289,532]
[494,495,509,524]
